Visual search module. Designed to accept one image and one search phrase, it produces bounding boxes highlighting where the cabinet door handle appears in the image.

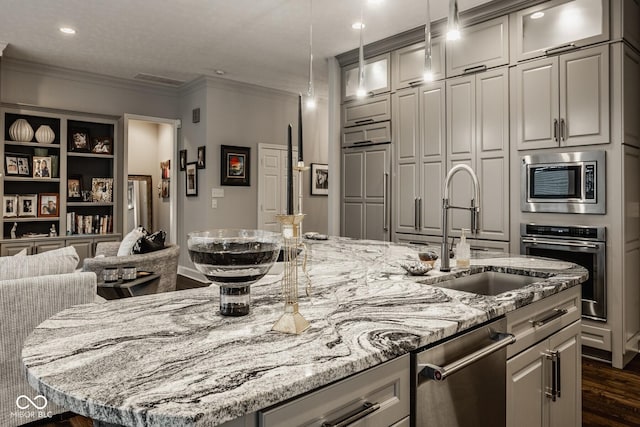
[414,198,419,230]
[354,118,375,125]
[556,351,562,398]
[560,118,566,142]
[544,350,559,402]
[463,65,488,74]
[418,197,423,230]
[321,401,381,427]
[545,43,576,55]
[352,140,373,145]
[408,79,424,86]
[383,173,389,232]
[530,308,568,327]
[553,119,558,142]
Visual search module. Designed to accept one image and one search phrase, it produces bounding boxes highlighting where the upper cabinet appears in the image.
[391,36,446,91]
[445,16,509,78]
[511,0,609,62]
[513,44,609,150]
[342,53,391,102]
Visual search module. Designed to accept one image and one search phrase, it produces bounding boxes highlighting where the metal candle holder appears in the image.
[272,163,311,334]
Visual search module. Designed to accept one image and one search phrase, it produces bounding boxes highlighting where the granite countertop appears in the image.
[22,237,587,427]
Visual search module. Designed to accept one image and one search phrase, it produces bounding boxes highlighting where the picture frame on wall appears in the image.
[68,175,83,201]
[91,178,114,202]
[162,179,170,198]
[18,194,37,217]
[179,149,187,171]
[90,136,113,154]
[197,146,206,169]
[3,195,17,218]
[186,162,198,196]
[32,156,52,179]
[220,145,250,186]
[68,128,90,152]
[5,154,18,175]
[310,163,329,196]
[38,193,59,217]
[17,155,30,176]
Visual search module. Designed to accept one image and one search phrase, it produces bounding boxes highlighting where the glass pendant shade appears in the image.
[447,0,461,41]
[357,1,366,98]
[423,0,433,81]
[306,0,316,109]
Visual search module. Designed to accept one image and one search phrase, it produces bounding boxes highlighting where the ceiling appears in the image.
[0,0,494,96]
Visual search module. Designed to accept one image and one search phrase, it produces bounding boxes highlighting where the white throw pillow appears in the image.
[0,246,80,280]
[117,227,146,256]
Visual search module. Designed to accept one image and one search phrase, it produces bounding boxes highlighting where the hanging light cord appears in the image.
[307,0,314,98]
[358,0,365,94]
[424,0,432,80]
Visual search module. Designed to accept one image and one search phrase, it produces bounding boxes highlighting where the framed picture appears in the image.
[38,193,59,217]
[186,162,198,196]
[310,163,329,196]
[161,160,170,179]
[90,136,113,154]
[197,146,206,169]
[5,155,18,175]
[220,145,250,186]
[179,149,187,171]
[68,175,83,201]
[69,128,90,152]
[18,194,37,217]
[17,155,31,176]
[32,156,52,179]
[161,179,170,198]
[3,195,17,218]
[91,178,114,202]
[127,180,134,209]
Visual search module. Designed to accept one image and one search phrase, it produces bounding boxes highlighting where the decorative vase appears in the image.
[8,119,34,142]
[50,154,59,178]
[35,125,55,144]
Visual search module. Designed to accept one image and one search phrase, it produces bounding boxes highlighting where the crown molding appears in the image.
[1,57,181,98]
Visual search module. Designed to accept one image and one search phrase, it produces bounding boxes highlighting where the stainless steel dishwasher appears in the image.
[413,317,514,427]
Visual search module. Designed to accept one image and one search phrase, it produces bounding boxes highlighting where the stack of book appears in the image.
[66,212,113,235]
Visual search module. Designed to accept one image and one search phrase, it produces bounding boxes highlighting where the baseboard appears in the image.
[178,265,208,283]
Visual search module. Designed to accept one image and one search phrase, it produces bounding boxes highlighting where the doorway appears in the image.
[257,143,297,232]
[122,114,179,244]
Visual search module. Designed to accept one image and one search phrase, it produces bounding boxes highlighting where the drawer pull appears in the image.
[530,308,568,327]
[408,79,423,86]
[545,43,576,55]
[321,401,380,427]
[352,140,373,145]
[354,118,375,125]
[463,65,487,74]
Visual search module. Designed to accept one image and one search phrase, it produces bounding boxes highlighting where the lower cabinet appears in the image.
[0,234,121,263]
[258,355,409,426]
[506,287,582,427]
[67,239,93,265]
[0,241,33,256]
[34,240,65,254]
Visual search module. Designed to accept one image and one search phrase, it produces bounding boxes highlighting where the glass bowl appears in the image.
[187,229,282,316]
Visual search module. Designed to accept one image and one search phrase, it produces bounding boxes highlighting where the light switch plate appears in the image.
[211,188,224,198]
[211,199,218,209]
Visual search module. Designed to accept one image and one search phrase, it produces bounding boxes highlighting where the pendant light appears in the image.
[356,0,367,98]
[305,0,316,109]
[423,0,433,82]
[446,0,461,41]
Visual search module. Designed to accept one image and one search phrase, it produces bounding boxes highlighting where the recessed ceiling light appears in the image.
[352,22,365,30]
[214,69,225,75]
[59,27,76,35]
[530,11,545,19]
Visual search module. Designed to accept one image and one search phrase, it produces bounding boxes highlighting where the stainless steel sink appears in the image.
[434,271,539,296]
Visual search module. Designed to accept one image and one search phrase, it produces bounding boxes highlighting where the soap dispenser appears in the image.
[456,228,470,268]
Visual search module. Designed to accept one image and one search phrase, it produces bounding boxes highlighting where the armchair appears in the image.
[82,242,180,294]
[0,271,97,426]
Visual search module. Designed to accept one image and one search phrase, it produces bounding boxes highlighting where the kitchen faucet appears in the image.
[440,164,480,272]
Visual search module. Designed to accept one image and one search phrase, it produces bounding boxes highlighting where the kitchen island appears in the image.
[22,237,587,426]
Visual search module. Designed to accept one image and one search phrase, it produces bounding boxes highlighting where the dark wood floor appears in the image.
[28,276,640,426]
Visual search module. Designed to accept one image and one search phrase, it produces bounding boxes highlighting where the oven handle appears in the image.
[419,332,515,381]
[521,238,599,249]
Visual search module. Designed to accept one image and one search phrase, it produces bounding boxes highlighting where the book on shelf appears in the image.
[67,212,113,235]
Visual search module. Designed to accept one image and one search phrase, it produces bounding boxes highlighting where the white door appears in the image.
[258,144,297,232]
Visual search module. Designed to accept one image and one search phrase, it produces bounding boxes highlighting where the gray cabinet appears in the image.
[343,94,391,128]
[511,0,609,62]
[342,144,391,241]
[1,241,33,256]
[34,240,65,254]
[393,80,446,237]
[259,355,409,426]
[513,44,610,149]
[342,53,391,102]
[446,67,509,241]
[67,238,93,264]
[623,44,640,148]
[391,36,445,90]
[343,121,391,147]
[446,16,509,78]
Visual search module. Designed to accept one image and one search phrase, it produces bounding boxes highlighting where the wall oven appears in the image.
[520,223,606,321]
[521,150,605,214]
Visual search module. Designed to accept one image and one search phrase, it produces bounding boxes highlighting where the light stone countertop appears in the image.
[22,237,588,427]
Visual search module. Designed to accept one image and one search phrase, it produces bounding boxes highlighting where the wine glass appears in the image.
[187,229,281,316]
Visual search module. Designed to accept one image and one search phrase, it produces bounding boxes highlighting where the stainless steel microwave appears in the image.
[521,150,605,214]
